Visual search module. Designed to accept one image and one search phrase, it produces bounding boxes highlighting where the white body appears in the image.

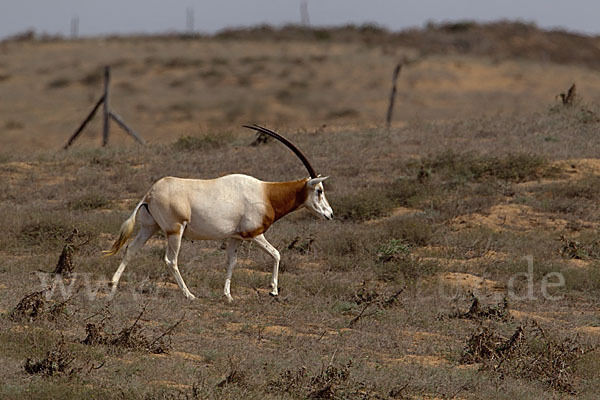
[151,175,270,240]
[105,173,332,301]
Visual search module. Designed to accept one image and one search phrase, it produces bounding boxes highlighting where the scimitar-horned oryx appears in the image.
[104,125,333,301]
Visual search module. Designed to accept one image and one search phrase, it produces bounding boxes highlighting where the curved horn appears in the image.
[243,124,317,178]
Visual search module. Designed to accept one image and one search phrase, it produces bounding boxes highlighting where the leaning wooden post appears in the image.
[63,94,105,149]
[102,66,111,146]
[386,63,402,128]
[110,111,146,145]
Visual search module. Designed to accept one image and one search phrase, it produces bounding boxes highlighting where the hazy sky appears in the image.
[1,0,599,39]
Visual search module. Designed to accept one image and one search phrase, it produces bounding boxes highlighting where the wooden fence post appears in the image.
[386,63,402,128]
[64,65,145,149]
[102,66,111,146]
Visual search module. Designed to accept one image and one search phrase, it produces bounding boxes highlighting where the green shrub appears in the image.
[377,239,410,263]
[541,174,600,201]
[384,215,433,246]
[423,151,556,183]
[333,190,396,221]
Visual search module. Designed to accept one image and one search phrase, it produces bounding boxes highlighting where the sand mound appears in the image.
[576,326,600,336]
[554,159,600,177]
[365,207,421,225]
[441,272,505,293]
[453,204,569,232]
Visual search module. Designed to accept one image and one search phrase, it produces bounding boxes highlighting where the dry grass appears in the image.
[1,119,600,398]
[3,24,600,399]
[4,23,600,153]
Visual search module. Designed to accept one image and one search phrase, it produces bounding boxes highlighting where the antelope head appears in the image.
[243,124,333,220]
[305,176,333,220]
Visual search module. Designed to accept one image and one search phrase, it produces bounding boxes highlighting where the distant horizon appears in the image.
[2,1,600,40]
[3,18,598,41]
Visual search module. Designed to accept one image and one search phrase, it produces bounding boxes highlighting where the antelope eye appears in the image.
[316,188,323,196]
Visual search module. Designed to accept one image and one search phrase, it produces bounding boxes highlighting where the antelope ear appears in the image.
[307,176,329,188]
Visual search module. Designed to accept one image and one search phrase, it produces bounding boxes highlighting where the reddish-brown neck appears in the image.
[264,179,309,222]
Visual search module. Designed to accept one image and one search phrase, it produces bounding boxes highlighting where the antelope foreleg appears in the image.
[252,234,280,296]
[224,238,242,302]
